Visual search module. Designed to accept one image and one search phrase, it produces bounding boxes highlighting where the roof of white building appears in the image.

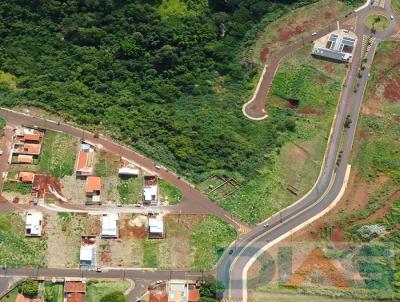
[80,244,95,261]
[25,212,43,236]
[143,185,158,201]
[118,167,139,176]
[101,213,118,237]
[149,217,164,234]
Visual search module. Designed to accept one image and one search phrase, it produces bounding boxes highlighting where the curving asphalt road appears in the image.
[220,1,397,301]
[0,108,250,230]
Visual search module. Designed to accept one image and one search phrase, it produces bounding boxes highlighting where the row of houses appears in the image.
[12,128,44,164]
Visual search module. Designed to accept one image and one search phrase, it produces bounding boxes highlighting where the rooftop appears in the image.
[86,176,101,193]
[101,213,118,237]
[19,172,35,183]
[149,216,164,234]
[64,282,86,293]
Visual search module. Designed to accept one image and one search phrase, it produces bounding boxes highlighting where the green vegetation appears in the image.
[44,282,64,302]
[200,275,224,302]
[39,130,79,177]
[364,14,390,31]
[159,179,183,204]
[95,151,119,177]
[0,0,355,220]
[117,176,143,204]
[0,212,47,267]
[0,287,19,302]
[191,215,236,270]
[2,181,32,194]
[218,44,347,223]
[86,281,130,302]
[21,280,38,298]
[0,71,18,90]
[142,239,159,268]
[0,116,6,129]
[100,292,126,302]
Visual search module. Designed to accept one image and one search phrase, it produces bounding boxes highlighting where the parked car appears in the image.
[311,32,317,36]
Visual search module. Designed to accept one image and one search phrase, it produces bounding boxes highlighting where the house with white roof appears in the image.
[101,213,119,238]
[25,212,43,237]
[80,236,96,268]
[148,216,164,239]
[143,176,158,205]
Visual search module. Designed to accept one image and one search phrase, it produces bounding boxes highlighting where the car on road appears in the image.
[95,267,102,272]
[311,32,317,36]
[263,223,269,228]
[229,249,234,255]
[390,15,394,20]
[155,165,161,170]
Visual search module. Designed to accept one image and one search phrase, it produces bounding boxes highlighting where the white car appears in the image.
[311,32,317,36]
[390,15,394,20]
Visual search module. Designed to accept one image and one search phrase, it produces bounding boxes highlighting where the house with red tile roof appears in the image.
[19,172,35,183]
[86,176,101,203]
[76,143,95,177]
[64,281,86,302]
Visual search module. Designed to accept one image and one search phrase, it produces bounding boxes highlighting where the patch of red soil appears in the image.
[358,190,400,224]
[324,64,336,74]
[331,227,346,250]
[358,129,368,140]
[383,75,400,101]
[259,47,270,62]
[286,248,351,288]
[298,108,324,115]
[324,11,333,19]
[277,23,308,41]
[32,174,62,199]
[119,217,147,239]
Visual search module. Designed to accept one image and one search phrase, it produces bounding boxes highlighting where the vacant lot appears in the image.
[95,150,120,177]
[96,214,235,270]
[220,44,347,223]
[118,176,143,204]
[86,280,130,302]
[39,130,79,177]
[159,179,183,204]
[0,211,47,267]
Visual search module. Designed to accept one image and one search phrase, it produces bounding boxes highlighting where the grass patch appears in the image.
[86,281,130,302]
[364,14,390,31]
[0,212,47,267]
[117,176,143,204]
[44,282,64,302]
[0,287,19,302]
[2,181,32,194]
[159,179,183,204]
[219,44,347,224]
[191,215,236,270]
[95,150,120,177]
[39,130,79,177]
[0,71,18,90]
[157,0,191,18]
[142,239,159,268]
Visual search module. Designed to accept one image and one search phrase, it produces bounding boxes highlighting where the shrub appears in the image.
[100,292,126,302]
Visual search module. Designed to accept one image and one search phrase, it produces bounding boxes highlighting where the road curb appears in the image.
[241,164,352,302]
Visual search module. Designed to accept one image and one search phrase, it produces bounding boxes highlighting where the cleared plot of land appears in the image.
[250,0,356,66]
[95,150,120,177]
[118,176,143,204]
[220,44,347,223]
[158,179,183,204]
[86,281,130,302]
[0,212,47,267]
[47,212,100,268]
[39,130,79,177]
[96,214,235,270]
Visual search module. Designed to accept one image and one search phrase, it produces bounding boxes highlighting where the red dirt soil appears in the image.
[383,75,400,101]
[324,65,336,74]
[259,47,270,62]
[119,217,147,239]
[32,174,62,199]
[286,248,351,288]
[331,227,346,250]
[278,23,308,41]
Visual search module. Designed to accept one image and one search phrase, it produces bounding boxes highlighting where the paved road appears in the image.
[0,109,249,230]
[220,1,397,301]
[0,268,205,302]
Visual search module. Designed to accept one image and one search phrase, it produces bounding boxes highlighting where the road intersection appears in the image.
[0,1,398,302]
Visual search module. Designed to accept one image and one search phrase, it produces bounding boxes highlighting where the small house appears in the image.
[19,172,35,183]
[25,212,43,237]
[118,166,139,177]
[22,133,41,144]
[17,154,34,164]
[86,176,101,203]
[144,176,158,205]
[168,280,188,302]
[64,281,86,302]
[101,213,119,238]
[80,236,96,268]
[148,216,164,239]
[76,143,95,177]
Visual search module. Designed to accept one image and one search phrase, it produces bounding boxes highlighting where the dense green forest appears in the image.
[0,0,358,183]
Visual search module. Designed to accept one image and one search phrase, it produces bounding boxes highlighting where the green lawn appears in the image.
[191,215,236,270]
[39,130,79,177]
[95,150,120,177]
[117,176,143,204]
[86,281,130,302]
[0,212,47,267]
[159,179,183,205]
[364,14,390,31]
[44,282,64,302]
[142,239,159,268]
[2,181,32,194]
[219,44,347,224]
[0,287,19,302]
